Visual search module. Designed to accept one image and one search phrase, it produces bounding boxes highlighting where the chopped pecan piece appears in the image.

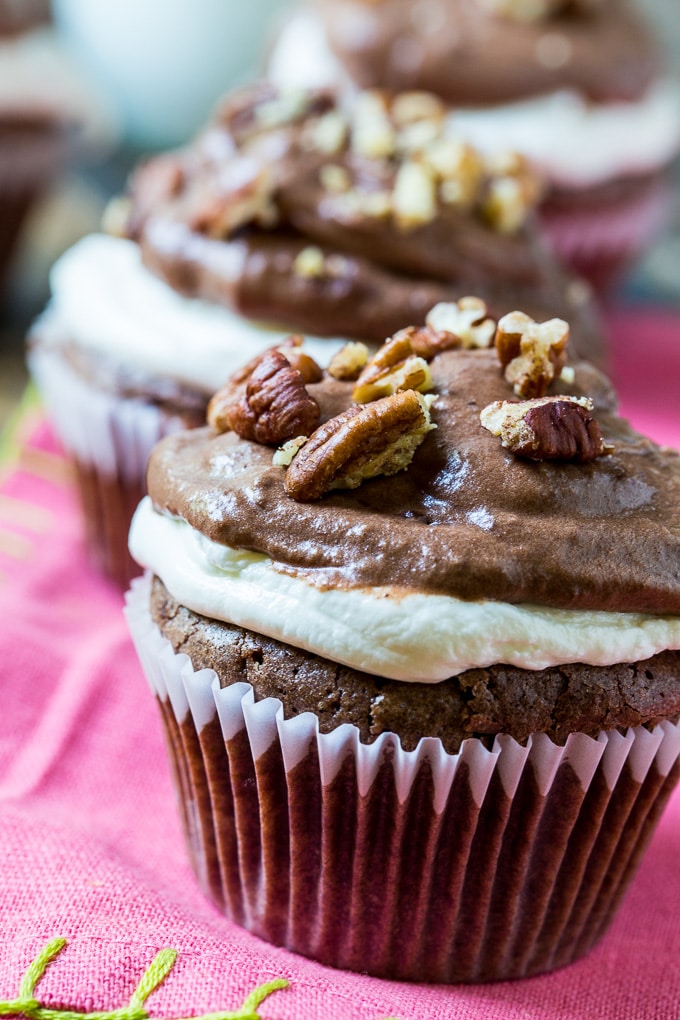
[495,311,569,398]
[209,349,319,445]
[424,139,483,208]
[482,152,541,233]
[392,160,437,230]
[283,348,323,384]
[392,325,461,361]
[185,156,274,238]
[351,90,396,160]
[328,342,370,381]
[391,91,446,128]
[273,435,309,467]
[303,110,348,154]
[352,333,432,403]
[293,246,325,279]
[480,396,613,462]
[426,298,496,349]
[285,390,436,501]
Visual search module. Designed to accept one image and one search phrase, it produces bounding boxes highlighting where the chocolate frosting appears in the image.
[124,84,604,360]
[139,218,602,353]
[315,0,662,105]
[147,347,680,614]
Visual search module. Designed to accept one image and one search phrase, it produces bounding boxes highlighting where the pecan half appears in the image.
[495,311,569,398]
[480,396,613,462]
[352,333,432,403]
[210,349,320,445]
[285,390,435,501]
[207,336,306,430]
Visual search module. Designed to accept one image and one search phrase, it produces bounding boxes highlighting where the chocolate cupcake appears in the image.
[125,303,680,983]
[270,0,680,288]
[0,1,74,291]
[29,82,602,587]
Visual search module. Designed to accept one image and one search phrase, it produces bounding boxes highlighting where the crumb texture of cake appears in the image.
[150,575,680,752]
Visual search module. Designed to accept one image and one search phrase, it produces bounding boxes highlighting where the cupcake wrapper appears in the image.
[125,573,680,983]
[28,344,182,587]
[540,178,674,291]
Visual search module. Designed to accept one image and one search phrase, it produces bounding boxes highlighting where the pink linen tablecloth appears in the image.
[1,308,679,1020]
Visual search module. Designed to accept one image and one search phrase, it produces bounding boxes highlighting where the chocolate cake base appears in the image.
[124,576,680,982]
[150,577,680,753]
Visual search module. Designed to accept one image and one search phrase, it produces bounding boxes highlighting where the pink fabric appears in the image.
[1,309,679,1020]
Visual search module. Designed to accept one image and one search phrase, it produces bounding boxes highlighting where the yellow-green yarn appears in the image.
[0,939,289,1020]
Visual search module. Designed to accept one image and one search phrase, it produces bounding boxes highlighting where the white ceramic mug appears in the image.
[52,0,295,149]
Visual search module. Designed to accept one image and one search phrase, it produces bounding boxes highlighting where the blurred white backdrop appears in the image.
[52,0,295,150]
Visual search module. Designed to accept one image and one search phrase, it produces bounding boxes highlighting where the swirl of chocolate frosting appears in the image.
[147,342,680,615]
[314,0,662,105]
[121,83,603,359]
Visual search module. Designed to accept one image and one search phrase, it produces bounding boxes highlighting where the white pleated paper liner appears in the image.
[28,339,185,587]
[539,173,673,292]
[125,573,680,984]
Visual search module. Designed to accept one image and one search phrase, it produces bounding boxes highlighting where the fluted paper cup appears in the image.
[539,173,675,293]
[125,572,680,983]
[28,343,190,587]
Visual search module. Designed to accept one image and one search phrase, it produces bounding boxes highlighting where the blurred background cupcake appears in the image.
[269,0,680,291]
[27,73,603,588]
[0,0,113,300]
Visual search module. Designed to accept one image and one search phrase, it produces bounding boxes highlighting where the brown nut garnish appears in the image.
[328,341,370,381]
[392,325,461,361]
[210,349,320,445]
[283,348,324,384]
[185,156,274,238]
[480,396,613,462]
[426,298,496,349]
[284,390,435,501]
[495,311,569,398]
[353,334,432,403]
[207,336,305,428]
[481,152,541,233]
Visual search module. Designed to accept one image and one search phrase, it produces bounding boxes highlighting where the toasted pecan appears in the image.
[284,390,435,500]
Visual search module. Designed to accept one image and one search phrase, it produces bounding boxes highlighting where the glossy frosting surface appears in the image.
[316,0,661,105]
[124,84,603,354]
[145,346,680,615]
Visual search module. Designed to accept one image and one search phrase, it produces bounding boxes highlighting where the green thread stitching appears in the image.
[0,939,288,1020]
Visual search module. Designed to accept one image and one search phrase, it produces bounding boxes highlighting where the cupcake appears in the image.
[0,1,70,289]
[125,302,680,983]
[0,1,117,293]
[28,82,602,587]
[269,0,680,288]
